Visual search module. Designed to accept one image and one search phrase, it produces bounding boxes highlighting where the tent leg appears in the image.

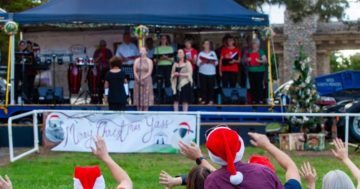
[267,39,274,105]
[10,34,16,105]
[5,35,12,106]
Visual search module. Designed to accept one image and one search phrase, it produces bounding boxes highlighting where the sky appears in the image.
[262,1,360,24]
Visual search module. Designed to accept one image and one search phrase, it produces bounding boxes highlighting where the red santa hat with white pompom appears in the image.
[205,127,245,185]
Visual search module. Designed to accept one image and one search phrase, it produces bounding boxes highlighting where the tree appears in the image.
[0,0,46,65]
[235,0,349,22]
[330,52,360,73]
[0,0,45,12]
[288,46,321,131]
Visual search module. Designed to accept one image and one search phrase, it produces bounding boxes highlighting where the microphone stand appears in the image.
[138,56,142,110]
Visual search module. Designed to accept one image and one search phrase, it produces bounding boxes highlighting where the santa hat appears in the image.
[205,127,245,185]
[249,155,275,172]
[74,166,105,189]
[49,114,60,120]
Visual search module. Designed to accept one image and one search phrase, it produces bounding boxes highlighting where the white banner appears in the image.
[43,112,199,153]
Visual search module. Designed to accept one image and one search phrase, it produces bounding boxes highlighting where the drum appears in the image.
[88,57,95,66]
[68,64,82,94]
[87,65,101,95]
[76,57,85,66]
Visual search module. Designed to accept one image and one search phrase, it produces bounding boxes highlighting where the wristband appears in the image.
[196,157,205,165]
[175,174,188,185]
[104,88,109,96]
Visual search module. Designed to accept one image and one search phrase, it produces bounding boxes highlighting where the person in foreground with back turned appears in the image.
[170,127,302,189]
[104,57,128,111]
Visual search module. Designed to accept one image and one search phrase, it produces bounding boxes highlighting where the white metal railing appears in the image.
[7,109,359,162]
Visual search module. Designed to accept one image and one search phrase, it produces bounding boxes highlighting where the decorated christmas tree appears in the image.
[288,46,321,130]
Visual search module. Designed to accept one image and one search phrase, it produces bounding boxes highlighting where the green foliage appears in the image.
[235,0,349,22]
[0,0,47,12]
[1,147,360,189]
[288,46,321,130]
[330,52,360,73]
[0,0,47,65]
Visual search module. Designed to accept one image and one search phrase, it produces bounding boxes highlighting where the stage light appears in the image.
[35,56,42,65]
[57,57,64,65]
[45,57,52,65]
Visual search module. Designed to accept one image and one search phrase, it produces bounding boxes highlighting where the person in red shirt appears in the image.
[184,38,198,88]
[93,40,114,104]
[219,35,241,88]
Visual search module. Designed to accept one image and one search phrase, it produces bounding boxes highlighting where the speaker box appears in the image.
[37,87,64,103]
[222,88,247,104]
[163,87,173,104]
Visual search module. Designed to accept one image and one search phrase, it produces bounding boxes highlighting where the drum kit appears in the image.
[35,54,103,104]
[68,57,102,103]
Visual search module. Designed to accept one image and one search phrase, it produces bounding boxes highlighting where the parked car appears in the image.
[273,80,336,107]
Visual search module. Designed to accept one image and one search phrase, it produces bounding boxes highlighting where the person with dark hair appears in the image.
[104,57,128,111]
[154,35,175,87]
[145,37,155,59]
[93,40,113,103]
[171,49,193,111]
[187,166,211,189]
[219,35,241,88]
[184,38,198,87]
[246,38,267,104]
[159,166,211,189]
[115,32,139,66]
[16,40,37,103]
[196,40,218,105]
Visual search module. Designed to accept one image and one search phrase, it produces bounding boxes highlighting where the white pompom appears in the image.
[230,171,243,185]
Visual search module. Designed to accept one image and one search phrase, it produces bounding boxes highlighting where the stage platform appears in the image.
[0,104,286,122]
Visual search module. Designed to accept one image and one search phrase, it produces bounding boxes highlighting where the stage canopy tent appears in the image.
[9,0,268,27]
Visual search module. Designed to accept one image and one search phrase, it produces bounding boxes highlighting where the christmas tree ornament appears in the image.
[3,21,18,35]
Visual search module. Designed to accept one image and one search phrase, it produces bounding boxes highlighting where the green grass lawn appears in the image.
[1,147,360,189]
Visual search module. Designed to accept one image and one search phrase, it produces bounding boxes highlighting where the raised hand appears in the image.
[248,132,271,150]
[91,136,110,161]
[0,175,13,189]
[159,171,181,189]
[300,162,317,189]
[331,138,348,161]
[178,141,203,161]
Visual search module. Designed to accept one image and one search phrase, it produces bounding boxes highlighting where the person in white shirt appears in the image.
[115,32,139,65]
[196,40,218,105]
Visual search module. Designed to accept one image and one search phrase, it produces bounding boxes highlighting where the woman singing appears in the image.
[246,38,267,104]
[171,49,193,112]
[104,57,128,111]
[219,35,241,88]
[197,40,218,105]
[133,47,154,111]
[154,35,175,87]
